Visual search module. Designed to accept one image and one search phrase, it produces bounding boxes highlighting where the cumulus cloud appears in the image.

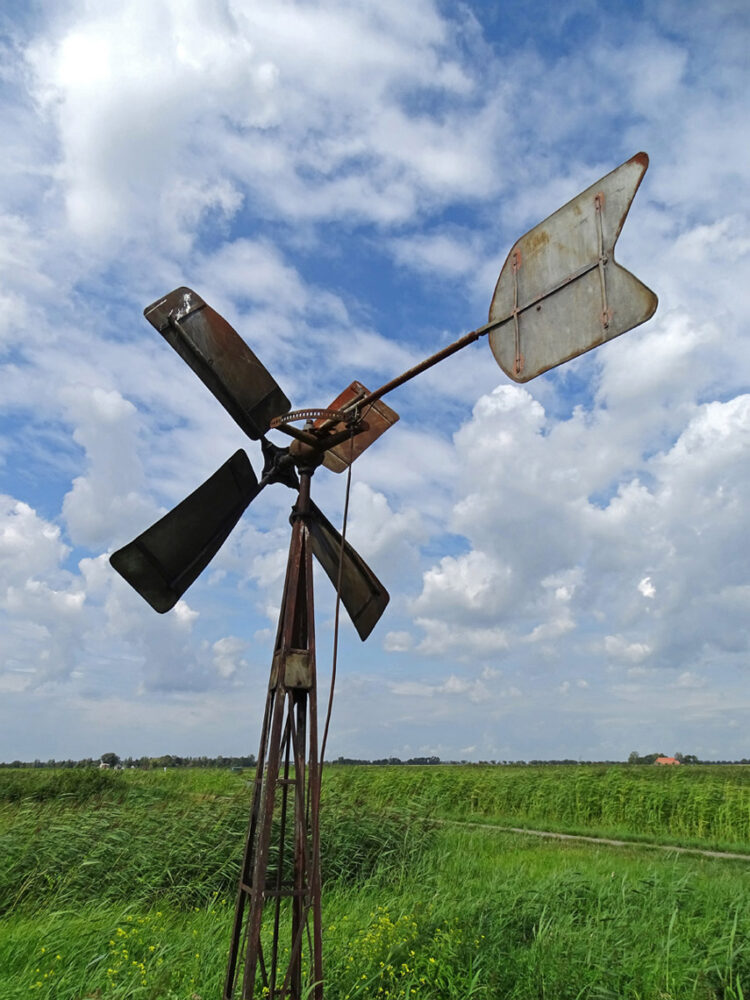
[604,635,652,665]
[20,0,499,251]
[211,636,248,680]
[391,672,489,704]
[384,631,413,653]
[61,386,155,548]
[0,496,84,686]
[1,0,749,761]
[406,382,750,707]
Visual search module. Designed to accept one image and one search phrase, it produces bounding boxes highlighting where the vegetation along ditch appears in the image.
[0,765,747,999]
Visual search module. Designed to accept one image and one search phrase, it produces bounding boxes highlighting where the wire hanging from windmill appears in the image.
[320,424,356,768]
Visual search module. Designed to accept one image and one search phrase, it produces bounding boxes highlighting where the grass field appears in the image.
[326,764,750,852]
[0,765,748,999]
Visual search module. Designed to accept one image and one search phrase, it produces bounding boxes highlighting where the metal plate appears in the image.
[488,152,658,382]
[144,287,291,439]
[307,501,389,640]
[316,381,399,473]
[110,450,260,613]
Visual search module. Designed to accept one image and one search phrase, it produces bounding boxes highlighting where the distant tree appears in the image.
[100,752,120,767]
[628,751,667,765]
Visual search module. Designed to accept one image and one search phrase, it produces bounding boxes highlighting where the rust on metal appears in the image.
[226,469,323,1000]
[354,328,483,411]
[271,408,348,428]
[511,245,523,374]
[487,152,658,382]
[315,381,399,473]
[271,650,313,690]
[144,287,291,439]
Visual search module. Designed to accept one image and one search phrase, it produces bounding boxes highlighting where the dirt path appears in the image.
[436,818,750,862]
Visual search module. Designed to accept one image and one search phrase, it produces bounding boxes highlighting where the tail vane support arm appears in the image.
[353,153,657,406]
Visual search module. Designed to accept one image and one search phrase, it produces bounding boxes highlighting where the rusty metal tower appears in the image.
[110,153,658,999]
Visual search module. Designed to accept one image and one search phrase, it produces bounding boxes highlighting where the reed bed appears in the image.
[325,764,750,849]
[1,766,748,999]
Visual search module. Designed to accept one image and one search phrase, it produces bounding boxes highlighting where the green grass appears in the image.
[322,830,750,1000]
[323,764,750,852]
[1,766,748,999]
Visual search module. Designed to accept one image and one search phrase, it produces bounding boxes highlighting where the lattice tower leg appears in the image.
[224,472,323,1000]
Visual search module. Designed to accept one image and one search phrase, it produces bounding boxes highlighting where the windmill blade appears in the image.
[110,450,260,613]
[306,501,389,641]
[488,152,658,382]
[144,287,291,439]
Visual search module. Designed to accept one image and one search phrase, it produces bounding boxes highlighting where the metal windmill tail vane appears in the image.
[488,152,657,381]
[109,153,657,1000]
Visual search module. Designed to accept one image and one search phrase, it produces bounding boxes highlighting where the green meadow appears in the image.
[0,765,748,999]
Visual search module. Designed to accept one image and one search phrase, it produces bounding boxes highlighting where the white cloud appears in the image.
[675,671,706,690]
[390,230,482,279]
[61,386,155,548]
[347,482,425,564]
[21,0,500,254]
[211,636,248,680]
[405,380,750,691]
[604,635,652,665]
[414,618,509,658]
[1,0,749,762]
[390,672,490,704]
[0,496,85,685]
[412,549,512,619]
[384,630,413,653]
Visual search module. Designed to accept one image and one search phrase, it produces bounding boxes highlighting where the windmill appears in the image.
[110,152,658,999]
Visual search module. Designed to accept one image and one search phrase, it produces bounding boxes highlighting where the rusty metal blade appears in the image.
[488,152,658,382]
[144,288,291,439]
[316,381,399,474]
[110,450,260,613]
[307,502,389,640]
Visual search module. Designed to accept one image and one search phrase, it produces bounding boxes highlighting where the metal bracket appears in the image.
[271,408,348,427]
[270,650,312,690]
[511,248,524,376]
[595,192,611,332]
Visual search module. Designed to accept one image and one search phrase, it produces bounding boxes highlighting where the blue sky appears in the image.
[1,0,749,762]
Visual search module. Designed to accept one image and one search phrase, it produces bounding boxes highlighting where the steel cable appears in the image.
[319,429,355,767]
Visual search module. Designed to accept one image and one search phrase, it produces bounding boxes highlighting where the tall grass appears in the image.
[0,766,126,803]
[1,767,748,999]
[325,764,750,849]
[0,768,434,916]
[322,829,750,1000]
[3,827,746,999]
